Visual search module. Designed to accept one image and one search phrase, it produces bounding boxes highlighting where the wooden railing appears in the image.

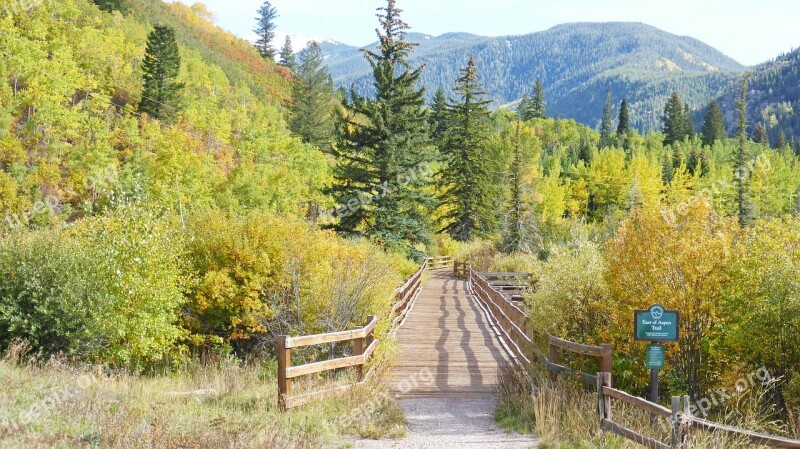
[460,260,800,449]
[425,255,453,270]
[277,259,428,411]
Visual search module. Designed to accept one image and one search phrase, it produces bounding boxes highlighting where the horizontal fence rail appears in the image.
[457,260,800,449]
[277,258,430,411]
[425,256,453,270]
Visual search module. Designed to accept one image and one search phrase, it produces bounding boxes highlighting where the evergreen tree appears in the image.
[254,1,278,60]
[753,123,769,147]
[438,57,496,241]
[662,152,674,184]
[93,0,123,12]
[701,100,726,146]
[279,36,296,69]
[736,75,754,228]
[429,88,449,145]
[616,99,630,137]
[516,93,532,121]
[699,149,711,176]
[328,0,434,256]
[504,120,525,252]
[600,89,614,148]
[776,131,787,150]
[687,148,700,176]
[138,25,183,122]
[289,41,335,150]
[531,78,546,119]
[684,103,696,137]
[662,92,686,146]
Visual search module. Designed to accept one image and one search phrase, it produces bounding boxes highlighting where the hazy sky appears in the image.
[178,0,800,65]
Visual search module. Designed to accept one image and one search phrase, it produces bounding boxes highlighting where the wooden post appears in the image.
[549,342,561,382]
[354,335,364,382]
[598,372,612,421]
[671,396,681,448]
[277,335,291,411]
[600,344,613,385]
[682,394,691,446]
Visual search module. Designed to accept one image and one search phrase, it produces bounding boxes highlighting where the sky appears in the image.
[176,0,800,66]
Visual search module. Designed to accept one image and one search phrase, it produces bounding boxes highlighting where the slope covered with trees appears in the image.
[320,22,747,131]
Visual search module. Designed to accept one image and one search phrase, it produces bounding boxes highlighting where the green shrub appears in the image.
[0,205,187,367]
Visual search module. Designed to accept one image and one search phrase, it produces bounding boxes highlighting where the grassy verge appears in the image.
[0,344,405,449]
[495,363,788,449]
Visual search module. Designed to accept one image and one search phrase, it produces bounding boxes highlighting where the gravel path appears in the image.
[352,397,536,448]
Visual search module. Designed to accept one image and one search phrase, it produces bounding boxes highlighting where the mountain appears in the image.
[319,22,747,131]
[706,48,800,146]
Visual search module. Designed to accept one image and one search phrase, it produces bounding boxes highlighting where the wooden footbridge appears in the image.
[277,257,800,449]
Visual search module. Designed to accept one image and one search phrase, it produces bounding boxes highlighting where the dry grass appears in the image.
[0,342,405,449]
[495,363,790,449]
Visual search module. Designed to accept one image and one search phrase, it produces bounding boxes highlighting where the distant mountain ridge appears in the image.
[319,22,747,131]
[707,47,800,145]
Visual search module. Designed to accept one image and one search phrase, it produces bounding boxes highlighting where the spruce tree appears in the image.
[504,120,530,253]
[776,131,787,150]
[753,123,769,147]
[254,1,278,60]
[701,100,726,146]
[429,88,449,146]
[662,92,686,146]
[516,93,532,121]
[138,26,183,122]
[662,152,674,184]
[736,75,754,228]
[599,89,614,148]
[93,0,123,12]
[616,99,630,137]
[531,78,546,119]
[684,103,696,138]
[328,0,434,256]
[279,36,296,69]
[289,42,335,150]
[438,57,496,241]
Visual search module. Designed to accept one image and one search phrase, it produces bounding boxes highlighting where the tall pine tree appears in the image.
[684,103,696,138]
[279,36,296,69]
[736,75,754,228]
[254,2,278,60]
[516,93,532,121]
[662,92,686,146]
[753,123,769,147]
[328,0,434,256]
[429,88,449,146]
[138,26,183,122]
[617,99,630,137]
[531,78,546,119]
[599,89,614,148]
[438,57,496,241]
[701,100,726,146]
[289,42,335,150]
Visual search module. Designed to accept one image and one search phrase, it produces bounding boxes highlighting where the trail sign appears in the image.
[646,344,665,369]
[634,305,679,342]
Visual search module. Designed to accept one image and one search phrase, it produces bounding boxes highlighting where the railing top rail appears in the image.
[690,417,800,448]
[285,316,379,349]
[478,271,531,278]
[548,334,611,358]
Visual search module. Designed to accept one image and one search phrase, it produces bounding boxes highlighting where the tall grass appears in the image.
[0,341,404,448]
[495,363,788,449]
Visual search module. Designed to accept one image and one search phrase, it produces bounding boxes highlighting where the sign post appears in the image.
[635,305,679,405]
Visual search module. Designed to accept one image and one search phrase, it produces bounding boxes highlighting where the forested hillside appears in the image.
[708,47,800,146]
[320,22,746,131]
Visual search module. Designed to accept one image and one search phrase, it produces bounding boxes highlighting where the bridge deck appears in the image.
[387,269,512,397]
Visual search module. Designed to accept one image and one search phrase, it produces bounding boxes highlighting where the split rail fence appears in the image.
[276,256,452,411]
[458,260,800,449]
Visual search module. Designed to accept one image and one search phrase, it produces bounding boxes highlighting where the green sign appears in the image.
[646,344,665,369]
[634,305,679,342]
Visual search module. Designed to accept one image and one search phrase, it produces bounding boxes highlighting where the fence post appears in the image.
[354,330,364,382]
[549,340,561,382]
[597,372,612,421]
[600,344,613,386]
[277,335,291,411]
[682,394,691,447]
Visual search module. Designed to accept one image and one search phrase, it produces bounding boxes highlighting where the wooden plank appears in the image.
[548,334,609,358]
[602,386,671,418]
[287,328,367,349]
[286,354,364,379]
[600,419,671,449]
[690,417,800,448]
